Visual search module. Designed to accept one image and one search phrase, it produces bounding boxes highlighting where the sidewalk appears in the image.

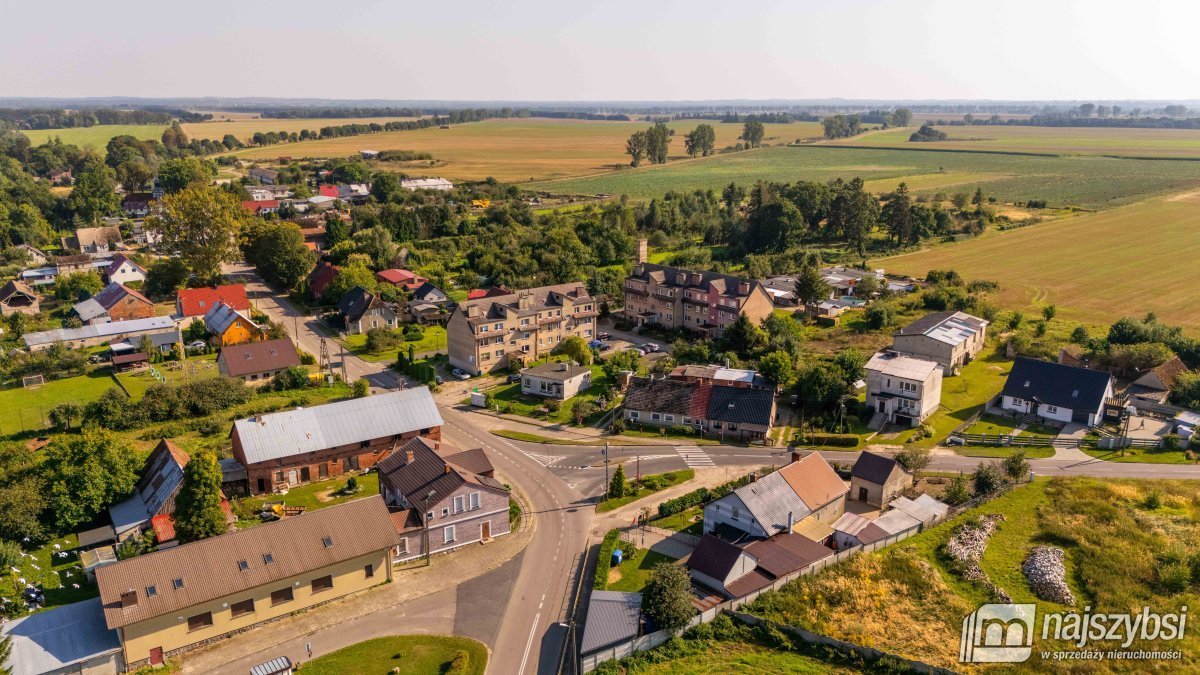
[590,465,760,537]
[180,491,535,673]
[458,404,681,446]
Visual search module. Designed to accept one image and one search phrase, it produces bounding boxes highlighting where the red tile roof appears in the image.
[150,501,233,543]
[177,285,251,318]
[307,261,340,299]
[377,269,417,284]
[241,200,280,213]
[318,185,339,198]
[467,289,489,300]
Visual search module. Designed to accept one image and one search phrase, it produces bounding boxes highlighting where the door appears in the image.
[878,400,887,413]
[150,647,164,666]
[481,520,491,540]
[300,467,311,483]
[287,470,298,485]
[318,463,328,479]
[858,487,869,502]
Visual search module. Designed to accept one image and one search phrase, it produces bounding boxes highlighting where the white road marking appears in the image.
[519,610,541,675]
[676,446,715,467]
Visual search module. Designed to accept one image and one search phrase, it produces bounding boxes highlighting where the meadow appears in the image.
[529,145,1200,208]
[884,190,1200,329]
[229,118,824,182]
[21,124,168,148]
[833,123,1200,159]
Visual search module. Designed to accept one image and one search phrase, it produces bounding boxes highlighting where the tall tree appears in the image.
[158,157,214,194]
[608,463,627,499]
[625,131,648,167]
[793,263,831,305]
[882,182,914,245]
[828,178,879,256]
[66,155,120,224]
[148,187,250,284]
[242,221,317,290]
[645,122,672,164]
[741,121,765,148]
[891,108,913,127]
[641,562,695,635]
[173,452,227,544]
[43,430,140,531]
[684,123,716,157]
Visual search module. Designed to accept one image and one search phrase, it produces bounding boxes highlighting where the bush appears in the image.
[1158,560,1192,594]
[271,366,311,391]
[364,327,402,353]
[402,325,425,342]
[800,433,860,447]
[610,418,626,433]
[298,350,317,365]
[446,650,471,674]
[658,487,711,517]
[1143,491,1162,510]
[1161,434,1182,451]
[594,529,621,589]
[972,462,1005,496]
[943,474,972,505]
[667,424,694,436]
[353,378,370,398]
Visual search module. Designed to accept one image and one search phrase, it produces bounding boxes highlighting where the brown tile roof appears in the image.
[628,263,760,299]
[623,377,697,416]
[850,451,902,486]
[456,281,589,321]
[777,453,848,511]
[743,532,834,577]
[377,438,507,509]
[93,282,152,310]
[0,280,38,303]
[96,496,397,629]
[56,253,93,267]
[177,284,250,318]
[687,534,748,581]
[75,226,122,249]
[219,338,301,377]
[389,508,423,534]
[307,261,340,299]
[440,447,494,476]
[723,569,773,597]
[1147,356,1189,391]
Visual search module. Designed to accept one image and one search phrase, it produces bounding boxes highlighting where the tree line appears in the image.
[0,107,210,130]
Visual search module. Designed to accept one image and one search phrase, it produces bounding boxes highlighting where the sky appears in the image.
[2,0,1199,102]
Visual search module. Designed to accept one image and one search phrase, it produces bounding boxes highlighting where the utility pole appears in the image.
[636,451,640,484]
[603,442,610,500]
[340,343,347,383]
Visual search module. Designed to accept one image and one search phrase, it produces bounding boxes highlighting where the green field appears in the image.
[885,191,1200,330]
[230,118,823,182]
[528,145,1200,208]
[297,635,487,675]
[21,124,168,148]
[834,124,1200,159]
[607,547,680,593]
[0,371,119,436]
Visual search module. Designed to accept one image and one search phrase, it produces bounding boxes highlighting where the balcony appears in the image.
[681,295,708,307]
[652,292,677,302]
[624,286,649,297]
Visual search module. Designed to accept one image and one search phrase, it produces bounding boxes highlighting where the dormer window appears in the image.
[146,585,158,597]
[263,553,274,565]
[237,560,249,571]
[172,578,185,590]
[322,536,334,548]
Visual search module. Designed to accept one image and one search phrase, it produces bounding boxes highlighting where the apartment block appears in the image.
[622,263,774,336]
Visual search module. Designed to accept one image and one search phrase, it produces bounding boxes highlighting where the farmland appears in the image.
[529,145,1200,207]
[180,116,423,143]
[21,124,168,148]
[885,190,1200,330]
[228,118,823,182]
[833,123,1200,159]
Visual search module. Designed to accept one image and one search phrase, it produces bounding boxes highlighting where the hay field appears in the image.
[229,118,823,182]
[21,124,168,148]
[180,116,423,143]
[833,124,1200,158]
[884,191,1200,330]
[532,145,1200,208]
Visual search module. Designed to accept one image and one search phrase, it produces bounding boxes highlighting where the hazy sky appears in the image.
[3,0,1198,101]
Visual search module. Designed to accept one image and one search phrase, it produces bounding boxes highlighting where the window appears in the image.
[237,559,249,572]
[172,578,185,590]
[493,323,502,331]
[426,511,434,520]
[454,495,464,513]
[311,575,334,593]
[524,378,531,386]
[900,381,917,392]
[262,553,274,565]
[397,537,408,554]
[629,411,639,420]
[187,612,213,632]
[1045,405,1058,414]
[444,525,457,542]
[441,507,449,516]
[146,585,157,597]
[275,471,285,483]
[469,492,480,509]
[479,325,488,333]
[230,598,255,618]
[651,413,661,421]
[364,563,376,579]
[271,587,294,606]
[322,536,334,548]
[731,505,740,521]
[665,415,674,423]
[360,440,370,448]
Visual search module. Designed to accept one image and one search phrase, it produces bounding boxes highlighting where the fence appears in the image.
[950,432,1058,447]
[579,479,1026,672]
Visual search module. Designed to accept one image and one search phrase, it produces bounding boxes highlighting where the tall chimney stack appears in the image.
[636,239,648,264]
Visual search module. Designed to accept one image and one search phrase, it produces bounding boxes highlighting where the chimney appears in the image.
[675,272,687,285]
[634,263,645,277]
[405,449,414,464]
[558,362,567,371]
[444,464,452,474]
[748,472,757,482]
[738,281,750,295]
[787,511,794,533]
[636,239,648,264]
[120,590,138,608]
[791,450,802,464]
[690,272,702,286]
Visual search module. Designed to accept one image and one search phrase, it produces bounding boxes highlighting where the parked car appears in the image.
[640,343,660,353]
[588,340,605,349]
[186,340,207,350]
[435,375,444,385]
[507,373,521,383]
[451,368,471,380]
[597,341,612,351]
[597,332,612,340]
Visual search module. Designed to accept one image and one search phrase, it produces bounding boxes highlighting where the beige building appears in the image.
[520,361,592,399]
[623,263,774,337]
[865,351,943,429]
[891,311,988,375]
[447,282,597,375]
[96,497,398,669]
[849,451,912,508]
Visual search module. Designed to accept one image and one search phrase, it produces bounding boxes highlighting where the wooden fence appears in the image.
[951,432,1058,447]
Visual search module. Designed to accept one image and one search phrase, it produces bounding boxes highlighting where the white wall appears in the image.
[703,493,766,538]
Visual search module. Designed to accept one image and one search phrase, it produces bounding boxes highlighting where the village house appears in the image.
[0,279,40,316]
[204,302,263,346]
[376,268,427,292]
[15,243,49,266]
[377,437,510,560]
[336,184,370,202]
[447,281,597,375]
[831,512,890,550]
[104,253,147,285]
[999,356,1114,427]
[0,598,124,675]
[306,261,340,301]
[819,266,885,298]
[413,281,449,305]
[758,275,799,307]
[688,530,835,600]
[667,364,772,390]
[703,453,848,540]
[122,193,155,218]
[241,200,280,216]
[848,451,912,507]
[23,316,177,351]
[400,177,454,191]
[71,226,124,254]
[1127,356,1190,405]
[56,253,97,275]
[217,337,302,383]
[73,282,155,325]
[864,351,943,429]
[96,497,397,669]
[248,167,280,184]
[337,286,399,335]
[230,388,442,495]
[891,311,988,375]
[176,284,251,321]
[107,440,192,542]
[246,185,292,201]
[623,261,773,337]
[520,362,592,399]
[622,376,776,442]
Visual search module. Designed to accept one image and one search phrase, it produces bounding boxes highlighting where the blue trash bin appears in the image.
[612,549,623,566]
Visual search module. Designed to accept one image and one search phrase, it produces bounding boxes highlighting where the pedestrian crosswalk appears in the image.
[676,446,714,467]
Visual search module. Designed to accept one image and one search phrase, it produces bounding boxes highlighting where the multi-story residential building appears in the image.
[446,282,597,375]
[891,311,988,375]
[96,497,397,669]
[622,263,774,336]
[864,351,944,428]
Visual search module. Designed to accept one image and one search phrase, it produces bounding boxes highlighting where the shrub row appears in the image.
[801,433,860,447]
[593,528,622,590]
[656,468,776,518]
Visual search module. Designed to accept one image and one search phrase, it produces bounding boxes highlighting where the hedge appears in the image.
[593,529,622,590]
[801,433,860,447]
[656,467,778,518]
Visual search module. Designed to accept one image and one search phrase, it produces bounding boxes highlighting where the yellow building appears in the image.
[203,301,264,346]
[96,496,398,669]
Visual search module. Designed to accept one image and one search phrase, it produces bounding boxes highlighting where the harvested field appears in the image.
[180,116,423,143]
[228,118,822,182]
[833,123,1200,159]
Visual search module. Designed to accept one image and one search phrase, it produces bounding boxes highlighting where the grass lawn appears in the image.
[607,547,679,593]
[963,412,1056,437]
[618,428,722,446]
[484,360,614,426]
[889,343,1012,448]
[596,469,694,513]
[0,370,119,436]
[341,326,447,363]
[296,635,487,675]
[490,429,602,446]
[1081,446,1197,464]
[116,354,220,399]
[238,472,380,519]
[952,445,1056,459]
[651,505,704,536]
[0,532,99,617]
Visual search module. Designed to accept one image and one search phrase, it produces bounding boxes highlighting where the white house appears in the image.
[999,357,1114,427]
[520,362,592,400]
[864,351,943,428]
[104,254,146,285]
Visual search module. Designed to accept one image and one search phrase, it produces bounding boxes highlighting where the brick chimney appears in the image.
[636,239,648,264]
[738,281,750,295]
[120,589,138,608]
[405,449,415,464]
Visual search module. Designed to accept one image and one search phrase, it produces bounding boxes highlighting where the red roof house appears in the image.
[307,261,340,301]
[176,284,251,319]
[241,199,280,215]
[318,185,339,198]
[150,501,235,546]
[376,268,427,291]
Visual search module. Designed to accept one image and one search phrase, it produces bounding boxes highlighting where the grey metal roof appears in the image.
[219,458,247,483]
[204,302,255,336]
[250,656,294,675]
[895,311,987,347]
[891,495,950,523]
[72,297,108,322]
[1,597,121,675]
[23,316,176,348]
[580,590,642,654]
[727,470,810,535]
[233,388,443,465]
[873,508,922,535]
